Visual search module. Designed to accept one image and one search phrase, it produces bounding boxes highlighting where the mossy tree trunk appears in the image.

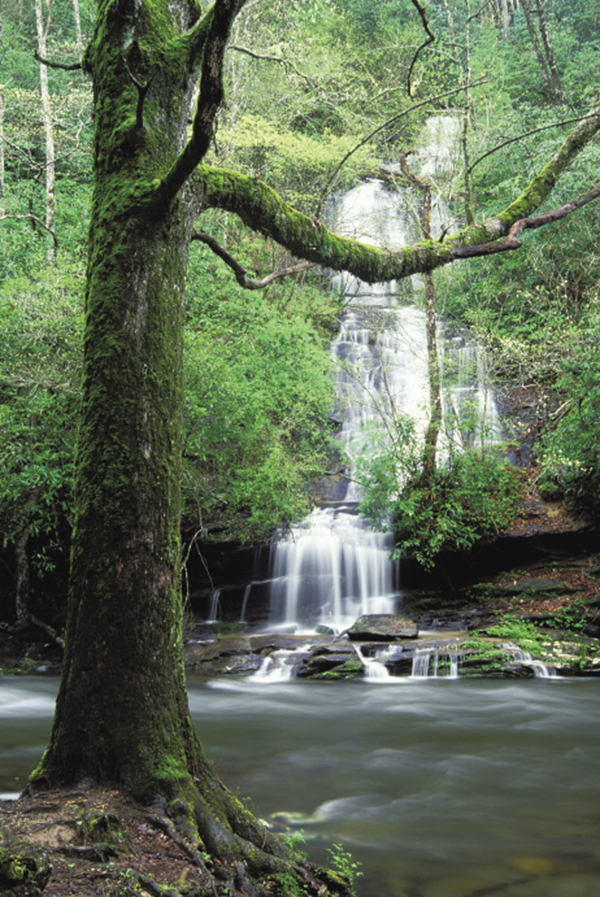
[33,2,334,891]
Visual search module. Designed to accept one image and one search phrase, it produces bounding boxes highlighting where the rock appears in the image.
[495,577,579,597]
[347,614,419,641]
[0,841,52,896]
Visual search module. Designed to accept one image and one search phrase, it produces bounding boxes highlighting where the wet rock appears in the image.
[347,614,419,641]
[495,577,579,597]
[184,634,252,666]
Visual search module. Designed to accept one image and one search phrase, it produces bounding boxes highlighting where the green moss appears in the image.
[312,658,363,680]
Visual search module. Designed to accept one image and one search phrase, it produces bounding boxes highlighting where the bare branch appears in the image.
[408,0,435,98]
[34,50,82,71]
[467,0,496,23]
[469,113,600,174]
[451,184,600,258]
[0,213,59,250]
[192,229,312,289]
[315,79,487,216]
[229,45,316,89]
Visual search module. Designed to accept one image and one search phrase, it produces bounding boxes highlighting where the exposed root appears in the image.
[0,786,353,897]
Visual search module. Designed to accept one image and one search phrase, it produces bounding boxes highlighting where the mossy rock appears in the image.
[0,842,52,896]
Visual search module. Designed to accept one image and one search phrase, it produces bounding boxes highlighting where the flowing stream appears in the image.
[2,676,599,897]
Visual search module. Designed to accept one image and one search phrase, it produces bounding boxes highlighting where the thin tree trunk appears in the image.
[521,0,560,105]
[399,157,442,483]
[0,83,5,211]
[34,0,57,261]
[15,530,30,630]
[72,0,83,51]
[534,0,564,105]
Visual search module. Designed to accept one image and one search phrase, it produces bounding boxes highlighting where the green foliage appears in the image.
[183,233,337,541]
[539,598,590,634]
[218,114,368,211]
[537,315,600,516]
[484,616,545,658]
[0,262,82,572]
[358,415,522,570]
[326,843,362,893]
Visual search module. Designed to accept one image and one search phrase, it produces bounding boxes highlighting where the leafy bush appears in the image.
[358,416,522,570]
[537,315,600,516]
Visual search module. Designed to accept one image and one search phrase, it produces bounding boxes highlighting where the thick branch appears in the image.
[195,104,600,282]
[192,229,313,289]
[451,184,600,258]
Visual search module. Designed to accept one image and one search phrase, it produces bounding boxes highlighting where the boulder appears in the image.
[347,614,419,641]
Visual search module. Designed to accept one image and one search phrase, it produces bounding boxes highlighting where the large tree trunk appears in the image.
[31,4,337,892]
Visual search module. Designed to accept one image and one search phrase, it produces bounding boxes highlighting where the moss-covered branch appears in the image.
[158,0,248,204]
[193,104,600,282]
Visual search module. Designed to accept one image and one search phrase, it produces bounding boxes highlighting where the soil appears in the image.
[1,786,236,897]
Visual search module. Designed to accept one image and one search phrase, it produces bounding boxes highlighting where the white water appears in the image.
[411,645,460,679]
[261,116,501,634]
[354,644,391,681]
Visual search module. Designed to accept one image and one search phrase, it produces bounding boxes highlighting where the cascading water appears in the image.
[261,117,502,634]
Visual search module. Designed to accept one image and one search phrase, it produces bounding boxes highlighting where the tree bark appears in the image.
[0,83,5,210]
[15,530,30,630]
[71,0,83,51]
[32,2,349,891]
[521,0,563,105]
[534,0,564,105]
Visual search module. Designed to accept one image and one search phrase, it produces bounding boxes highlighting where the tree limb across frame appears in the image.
[194,103,600,283]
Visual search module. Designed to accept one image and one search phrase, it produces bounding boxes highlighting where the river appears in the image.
[2,675,599,897]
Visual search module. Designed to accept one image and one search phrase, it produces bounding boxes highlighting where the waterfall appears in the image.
[257,116,501,633]
[354,645,391,681]
[411,645,460,679]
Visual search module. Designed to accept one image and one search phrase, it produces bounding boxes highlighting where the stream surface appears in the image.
[1,675,599,896]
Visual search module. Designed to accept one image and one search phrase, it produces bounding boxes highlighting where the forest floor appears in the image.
[0,785,268,897]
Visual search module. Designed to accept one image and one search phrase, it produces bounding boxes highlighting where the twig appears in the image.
[408,0,435,97]
[315,78,487,216]
[469,113,600,175]
[229,45,316,89]
[0,213,59,250]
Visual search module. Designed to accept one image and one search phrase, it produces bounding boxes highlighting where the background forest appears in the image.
[1,0,600,617]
